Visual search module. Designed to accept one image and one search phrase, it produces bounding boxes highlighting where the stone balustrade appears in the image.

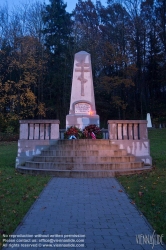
[107,120,151,166]
[16,120,60,168]
[16,119,152,167]
[108,120,148,140]
[19,120,60,140]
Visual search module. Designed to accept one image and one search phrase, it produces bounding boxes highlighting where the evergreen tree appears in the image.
[42,0,74,126]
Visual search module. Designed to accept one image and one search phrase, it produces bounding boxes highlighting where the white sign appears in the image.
[75,103,91,114]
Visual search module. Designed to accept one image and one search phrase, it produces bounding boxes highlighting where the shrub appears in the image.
[0,133,19,141]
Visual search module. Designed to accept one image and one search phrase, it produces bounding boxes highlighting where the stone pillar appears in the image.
[123,123,128,139]
[66,51,99,129]
[34,124,39,139]
[29,124,34,140]
[118,123,123,139]
[45,124,50,139]
[139,121,148,139]
[134,123,138,140]
[128,123,133,140]
[19,121,28,139]
[40,124,45,139]
[51,121,60,139]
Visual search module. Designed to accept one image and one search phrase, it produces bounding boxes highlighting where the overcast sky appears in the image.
[0,0,107,13]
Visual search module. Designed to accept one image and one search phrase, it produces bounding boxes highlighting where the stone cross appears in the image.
[75,60,90,96]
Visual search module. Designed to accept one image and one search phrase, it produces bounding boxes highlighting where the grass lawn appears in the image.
[118,128,166,243]
[0,141,51,249]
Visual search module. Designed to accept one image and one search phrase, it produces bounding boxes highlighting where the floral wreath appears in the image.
[64,126,83,139]
[82,124,102,139]
[64,125,102,139]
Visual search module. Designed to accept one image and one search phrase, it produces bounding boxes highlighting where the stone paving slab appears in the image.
[2,178,166,250]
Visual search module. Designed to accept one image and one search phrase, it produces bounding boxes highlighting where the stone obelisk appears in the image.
[66,51,100,129]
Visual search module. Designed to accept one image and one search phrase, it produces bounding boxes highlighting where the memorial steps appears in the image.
[17,139,152,177]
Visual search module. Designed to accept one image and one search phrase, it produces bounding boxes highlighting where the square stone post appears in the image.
[51,121,60,139]
[139,121,148,139]
[19,121,29,139]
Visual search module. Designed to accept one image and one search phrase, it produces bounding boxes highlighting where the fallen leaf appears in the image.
[130,201,135,205]
[138,191,144,197]
[118,190,123,192]
[6,176,12,180]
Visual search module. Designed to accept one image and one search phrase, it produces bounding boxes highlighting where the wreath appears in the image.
[82,124,102,139]
[64,126,83,139]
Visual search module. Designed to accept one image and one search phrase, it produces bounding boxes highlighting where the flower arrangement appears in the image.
[64,126,83,139]
[83,124,102,139]
[64,124,102,139]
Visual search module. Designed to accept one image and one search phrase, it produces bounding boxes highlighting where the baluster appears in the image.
[123,123,128,139]
[118,123,122,140]
[134,123,138,139]
[29,123,34,139]
[34,124,39,139]
[40,124,44,139]
[128,123,133,139]
[109,123,117,139]
[45,124,50,139]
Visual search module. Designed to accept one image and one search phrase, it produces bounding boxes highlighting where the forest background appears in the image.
[0,0,166,131]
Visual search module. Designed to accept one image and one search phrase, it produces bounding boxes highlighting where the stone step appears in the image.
[33,155,136,163]
[25,161,144,170]
[17,139,151,177]
[17,166,152,177]
[41,149,127,157]
[49,144,119,150]
[56,139,113,145]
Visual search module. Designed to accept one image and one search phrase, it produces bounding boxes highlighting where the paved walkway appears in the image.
[2,178,166,250]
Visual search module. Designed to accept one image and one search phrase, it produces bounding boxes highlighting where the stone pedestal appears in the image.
[66,114,99,130]
[66,51,99,129]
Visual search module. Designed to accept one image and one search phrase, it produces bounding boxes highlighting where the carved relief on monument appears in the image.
[75,60,90,96]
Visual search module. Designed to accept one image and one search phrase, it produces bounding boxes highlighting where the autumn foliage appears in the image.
[0,0,166,130]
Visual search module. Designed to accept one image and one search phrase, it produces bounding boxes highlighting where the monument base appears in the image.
[66,114,100,130]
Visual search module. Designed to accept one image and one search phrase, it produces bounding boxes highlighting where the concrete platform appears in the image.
[2,178,165,250]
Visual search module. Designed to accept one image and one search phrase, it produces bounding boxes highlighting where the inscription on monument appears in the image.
[75,103,91,114]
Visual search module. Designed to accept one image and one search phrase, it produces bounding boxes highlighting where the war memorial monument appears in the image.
[15,51,152,177]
